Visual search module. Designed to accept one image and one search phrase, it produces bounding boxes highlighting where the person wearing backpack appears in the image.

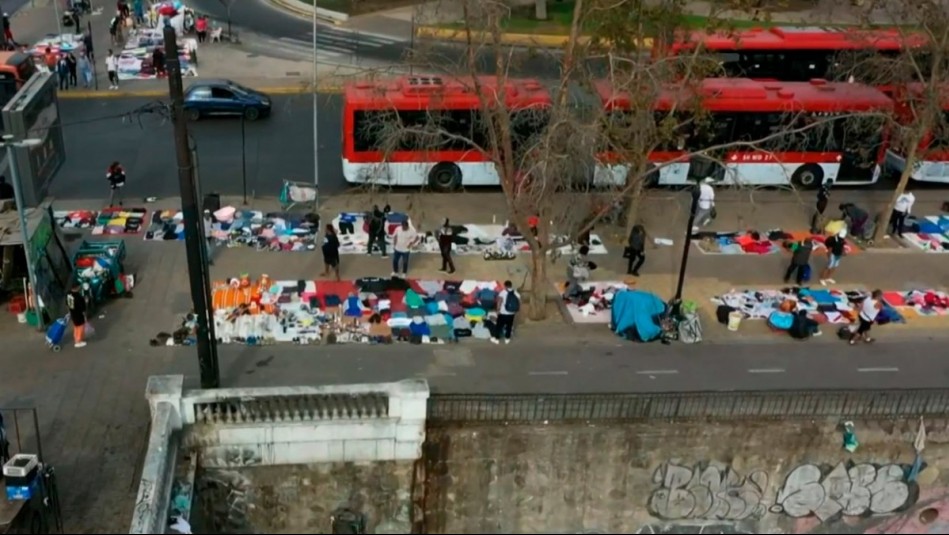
[492,280,520,344]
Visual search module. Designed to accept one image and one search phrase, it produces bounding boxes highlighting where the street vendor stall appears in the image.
[0,203,72,326]
[72,240,133,311]
[119,28,197,80]
[29,33,85,58]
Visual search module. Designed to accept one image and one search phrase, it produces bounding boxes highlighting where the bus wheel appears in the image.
[792,164,823,189]
[428,162,462,191]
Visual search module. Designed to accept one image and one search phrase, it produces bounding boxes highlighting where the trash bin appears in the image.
[727,311,742,331]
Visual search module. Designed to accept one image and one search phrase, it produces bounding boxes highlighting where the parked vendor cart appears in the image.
[72,240,133,310]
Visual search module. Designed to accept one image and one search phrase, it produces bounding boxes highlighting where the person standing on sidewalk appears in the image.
[626,224,646,276]
[391,220,419,278]
[811,179,831,232]
[783,237,813,285]
[2,13,14,48]
[56,54,70,90]
[888,191,915,238]
[66,285,88,349]
[437,219,456,274]
[66,52,78,87]
[195,15,208,43]
[692,178,716,230]
[366,204,389,257]
[820,229,847,286]
[321,224,341,281]
[106,50,119,90]
[492,280,520,345]
[77,51,93,88]
[106,161,126,206]
[850,289,883,346]
[83,31,94,62]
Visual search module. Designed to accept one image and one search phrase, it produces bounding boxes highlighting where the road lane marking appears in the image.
[748,368,786,374]
[528,371,568,376]
[637,370,678,375]
[857,367,899,373]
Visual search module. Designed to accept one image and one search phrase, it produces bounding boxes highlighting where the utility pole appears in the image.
[164,24,220,389]
[671,186,700,315]
[312,6,320,203]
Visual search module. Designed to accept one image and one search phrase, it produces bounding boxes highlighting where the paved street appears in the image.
[54,94,343,200]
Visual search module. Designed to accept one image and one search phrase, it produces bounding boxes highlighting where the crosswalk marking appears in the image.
[275,37,344,58]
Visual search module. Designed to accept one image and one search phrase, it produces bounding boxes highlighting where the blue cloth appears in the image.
[610,290,666,342]
[425,301,440,315]
[768,311,795,331]
[387,212,409,224]
[344,296,362,317]
[918,220,942,235]
[804,289,835,304]
[324,294,341,307]
[409,321,431,337]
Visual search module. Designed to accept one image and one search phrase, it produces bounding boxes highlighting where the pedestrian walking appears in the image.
[783,237,813,285]
[321,224,341,281]
[2,13,14,47]
[66,285,88,348]
[152,46,165,77]
[626,224,646,276]
[70,9,81,32]
[850,289,883,346]
[66,52,78,87]
[56,54,69,90]
[437,218,456,274]
[811,179,831,232]
[77,50,93,88]
[888,191,915,238]
[106,50,119,89]
[391,220,419,278]
[196,15,208,43]
[110,11,123,44]
[106,161,126,206]
[491,280,520,345]
[692,178,716,230]
[366,204,389,256]
[83,31,94,61]
[819,229,847,285]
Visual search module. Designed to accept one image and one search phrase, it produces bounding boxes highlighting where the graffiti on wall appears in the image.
[771,462,918,522]
[648,463,770,521]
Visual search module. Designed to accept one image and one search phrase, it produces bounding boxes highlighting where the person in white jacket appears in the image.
[692,178,716,230]
[888,191,915,238]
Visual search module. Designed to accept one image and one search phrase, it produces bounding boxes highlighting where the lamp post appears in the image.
[241,105,247,205]
[2,135,44,329]
[671,185,700,314]
[311,5,320,205]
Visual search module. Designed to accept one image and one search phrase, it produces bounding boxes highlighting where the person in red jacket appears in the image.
[106,161,126,206]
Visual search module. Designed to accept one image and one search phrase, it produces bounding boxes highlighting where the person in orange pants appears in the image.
[66,285,88,348]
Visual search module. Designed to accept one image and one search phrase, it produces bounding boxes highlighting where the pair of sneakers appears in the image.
[819,278,837,286]
[490,338,511,345]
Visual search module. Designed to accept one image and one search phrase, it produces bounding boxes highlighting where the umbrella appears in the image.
[158,4,178,16]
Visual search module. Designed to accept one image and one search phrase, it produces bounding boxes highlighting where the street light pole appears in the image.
[164,24,219,389]
[312,5,319,204]
[2,135,43,329]
[241,105,247,205]
[672,185,700,310]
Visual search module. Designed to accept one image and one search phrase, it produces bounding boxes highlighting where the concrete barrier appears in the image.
[267,0,350,24]
[415,25,653,49]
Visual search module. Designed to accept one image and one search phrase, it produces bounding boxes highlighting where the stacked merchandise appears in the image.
[882,290,949,317]
[92,207,147,235]
[560,281,634,324]
[692,230,783,255]
[157,275,510,346]
[119,28,197,80]
[900,215,949,253]
[54,210,99,230]
[144,208,320,252]
[73,240,133,308]
[711,288,904,326]
[29,33,85,58]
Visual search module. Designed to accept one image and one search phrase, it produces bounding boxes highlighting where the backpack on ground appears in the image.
[505,291,521,313]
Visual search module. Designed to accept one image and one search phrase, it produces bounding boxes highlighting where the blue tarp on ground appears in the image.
[610,290,666,342]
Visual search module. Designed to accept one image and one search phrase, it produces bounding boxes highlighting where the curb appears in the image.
[415,26,653,49]
[57,84,344,99]
[266,0,348,25]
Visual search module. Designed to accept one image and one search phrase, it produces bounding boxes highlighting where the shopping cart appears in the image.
[279,180,318,211]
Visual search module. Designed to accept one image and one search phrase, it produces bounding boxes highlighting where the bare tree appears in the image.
[356,0,881,320]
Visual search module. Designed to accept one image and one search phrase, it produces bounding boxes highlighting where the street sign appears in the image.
[1,72,65,207]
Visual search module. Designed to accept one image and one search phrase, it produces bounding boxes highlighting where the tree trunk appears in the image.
[873,140,919,243]
[528,248,548,321]
[623,166,647,236]
[535,0,548,20]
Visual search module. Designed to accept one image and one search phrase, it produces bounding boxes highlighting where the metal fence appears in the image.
[426,389,949,424]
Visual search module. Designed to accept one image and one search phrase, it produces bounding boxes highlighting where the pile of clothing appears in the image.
[561,281,633,321]
[713,288,904,326]
[145,208,320,252]
[692,230,785,255]
[883,290,949,316]
[92,207,147,235]
[901,215,949,253]
[54,210,99,230]
[118,28,197,80]
[161,275,509,346]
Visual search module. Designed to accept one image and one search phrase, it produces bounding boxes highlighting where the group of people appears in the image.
[45,46,94,90]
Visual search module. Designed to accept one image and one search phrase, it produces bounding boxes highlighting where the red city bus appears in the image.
[341,75,552,190]
[658,27,928,87]
[885,83,949,183]
[594,77,894,188]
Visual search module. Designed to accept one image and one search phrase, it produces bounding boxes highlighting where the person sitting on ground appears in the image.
[788,309,821,340]
[564,245,597,301]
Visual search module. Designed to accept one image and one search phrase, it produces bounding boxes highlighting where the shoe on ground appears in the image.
[390,272,398,278]
[820,279,828,286]
[827,278,836,284]
[504,339,511,344]
[813,330,822,337]
[74,341,87,348]
[490,338,499,344]
[381,254,389,258]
